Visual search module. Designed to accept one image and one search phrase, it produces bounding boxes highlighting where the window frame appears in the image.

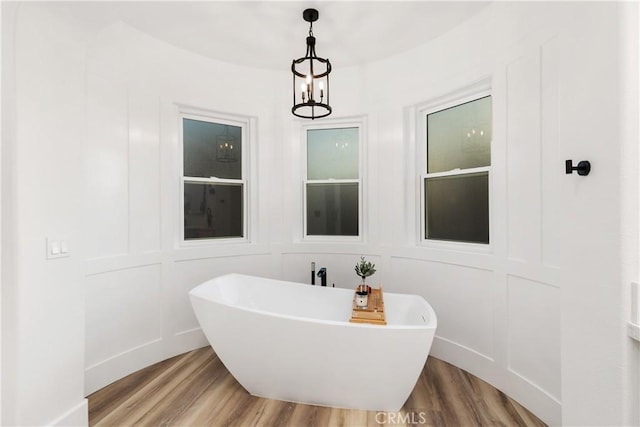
[302,120,364,242]
[179,110,249,246]
[418,89,492,248]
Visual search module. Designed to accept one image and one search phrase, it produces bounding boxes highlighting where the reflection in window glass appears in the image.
[184,183,243,239]
[306,183,359,236]
[183,119,242,179]
[304,125,361,238]
[423,94,491,244]
[424,173,489,244]
[182,115,245,242]
[307,127,359,180]
[427,96,491,173]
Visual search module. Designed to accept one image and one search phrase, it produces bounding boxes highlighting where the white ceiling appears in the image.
[43,1,490,70]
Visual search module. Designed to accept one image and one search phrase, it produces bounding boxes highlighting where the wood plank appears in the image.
[88,347,547,427]
[88,353,180,425]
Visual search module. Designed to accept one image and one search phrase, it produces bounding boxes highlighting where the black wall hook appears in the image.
[565,160,591,176]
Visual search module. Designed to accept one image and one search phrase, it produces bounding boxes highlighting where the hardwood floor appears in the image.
[88,346,546,427]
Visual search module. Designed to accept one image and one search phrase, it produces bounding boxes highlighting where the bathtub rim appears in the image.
[189,273,438,330]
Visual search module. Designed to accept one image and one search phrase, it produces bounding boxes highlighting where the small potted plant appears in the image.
[355,256,376,289]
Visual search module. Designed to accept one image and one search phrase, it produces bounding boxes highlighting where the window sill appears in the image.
[180,236,249,247]
[417,238,493,255]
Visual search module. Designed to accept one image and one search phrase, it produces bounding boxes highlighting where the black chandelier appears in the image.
[291,8,332,120]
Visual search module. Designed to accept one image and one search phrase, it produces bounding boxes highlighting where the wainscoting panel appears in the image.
[540,37,562,270]
[85,264,163,369]
[390,257,495,361]
[171,254,278,335]
[506,49,542,263]
[507,275,561,401]
[128,90,162,255]
[85,75,129,259]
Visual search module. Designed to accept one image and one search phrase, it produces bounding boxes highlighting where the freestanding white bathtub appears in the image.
[189,273,437,411]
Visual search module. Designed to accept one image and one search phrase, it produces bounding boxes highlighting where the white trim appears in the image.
[48,399,88,427]
[177,108,251,246]
[183,177,245,185]
[301,118,366,242]
[417,81,492,118]
[306,179,360,184]
[423,166,491,179]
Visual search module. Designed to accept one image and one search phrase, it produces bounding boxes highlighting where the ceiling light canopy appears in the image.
[291,8,332,120]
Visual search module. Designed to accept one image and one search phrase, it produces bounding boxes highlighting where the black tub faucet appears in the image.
[317,268,327,286]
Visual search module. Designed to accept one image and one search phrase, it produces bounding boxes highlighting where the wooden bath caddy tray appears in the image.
[349,287,386,325]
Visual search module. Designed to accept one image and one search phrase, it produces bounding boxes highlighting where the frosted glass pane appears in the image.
[307,127,358,180]
[183,119,242,179]
[425,173,489,243]
[427,96,491,173]
[307,183,358,236]
[184,183,243,239]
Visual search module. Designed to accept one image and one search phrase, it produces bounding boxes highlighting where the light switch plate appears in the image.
[46,237,70,259]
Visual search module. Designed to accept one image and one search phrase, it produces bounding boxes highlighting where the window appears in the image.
[423,95,491,244]
[182,114,246,241]
[304,126,361,238]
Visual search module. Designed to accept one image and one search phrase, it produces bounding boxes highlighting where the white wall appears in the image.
[559,2,639,425]
[356,3,567,422]
[2,2,638,426]
[2,3,88,426]
[0,4,12,424]
[82,21,282,394]
[620,4,640,426]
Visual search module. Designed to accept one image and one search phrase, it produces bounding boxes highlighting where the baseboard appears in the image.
[85,331,208,396]
[49,399,88,426]
[171,327,208,351]
[85,339,164,395]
